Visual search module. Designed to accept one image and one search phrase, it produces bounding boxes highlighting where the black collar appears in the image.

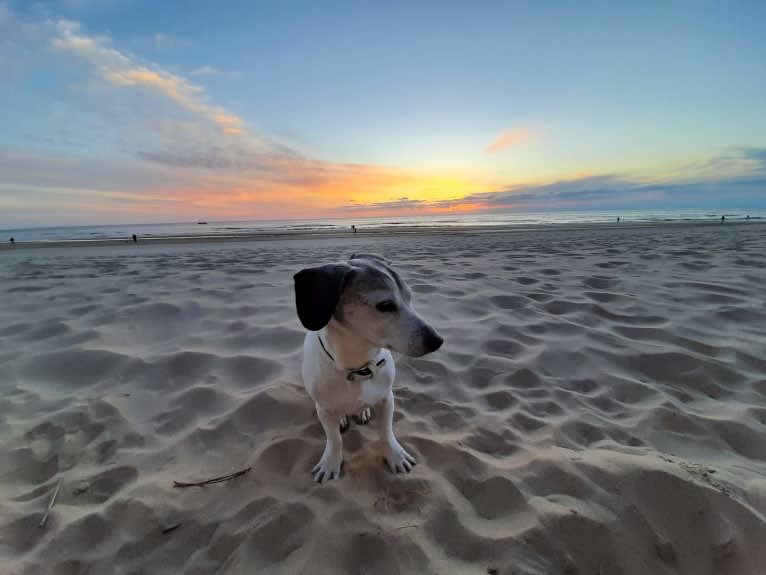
[318,335,386,381]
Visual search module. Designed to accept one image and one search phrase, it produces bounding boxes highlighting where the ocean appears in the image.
[2,209,764,243]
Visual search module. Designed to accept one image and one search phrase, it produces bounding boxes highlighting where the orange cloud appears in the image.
[41,21,505,221]
[213,113,245,136]
[485,129,531,154]
[52,22,248,138]
[149,159,499,221]
[213,113,240,126]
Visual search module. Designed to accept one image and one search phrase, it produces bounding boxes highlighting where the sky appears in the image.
[1,0,765,226]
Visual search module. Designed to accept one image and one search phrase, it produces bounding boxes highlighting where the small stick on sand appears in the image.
[172,466,252,488]
[39,478,62,528]
[162,522,182,534]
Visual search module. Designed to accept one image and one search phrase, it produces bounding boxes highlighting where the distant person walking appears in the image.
[351,225,357,234]
[617,217,620,223]
[132,234,137,243]
[721,215,725,222]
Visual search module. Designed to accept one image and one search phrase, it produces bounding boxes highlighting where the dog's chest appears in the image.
[358,377,391,406]
[312,368,393,413]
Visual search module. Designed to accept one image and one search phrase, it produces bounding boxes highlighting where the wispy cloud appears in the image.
[51,21,247,138]
[669,146,766,181]
[484,129,531,155]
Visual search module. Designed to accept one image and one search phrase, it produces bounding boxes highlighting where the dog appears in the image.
[294,253,443,482]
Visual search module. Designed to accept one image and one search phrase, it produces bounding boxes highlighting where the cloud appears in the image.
[484,129,531,154]
[339,153,766,215]
[665,146,766,182]
[8,9,485,214]
[51,21,249,138]
[212,113,244,135]
[0,148,193,192]
[449,166,765,211]
[0,148,197,226]
[342,197,428,212]
[742,147,766,164]
[43,18,303,177]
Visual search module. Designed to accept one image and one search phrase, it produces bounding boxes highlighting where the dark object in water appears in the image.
[9,237,14,245]
[132,234,137,243]
[197,221,208,225]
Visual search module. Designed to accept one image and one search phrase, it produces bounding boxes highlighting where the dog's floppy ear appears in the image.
[294,263,351,331]
[350,252,390,265]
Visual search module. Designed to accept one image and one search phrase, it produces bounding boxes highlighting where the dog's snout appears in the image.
[423,328,443,354]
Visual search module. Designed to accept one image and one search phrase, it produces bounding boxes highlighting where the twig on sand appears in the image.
[162,522,182,534]
[394,524,420,531]
[172,466,252,488]
[39,478,62,528]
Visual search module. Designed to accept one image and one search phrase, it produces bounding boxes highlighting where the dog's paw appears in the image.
[382,439,416,473]
[312,449,343,483]
[352,407,373,425]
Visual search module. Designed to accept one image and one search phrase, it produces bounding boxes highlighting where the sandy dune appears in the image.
[1,222,766,575]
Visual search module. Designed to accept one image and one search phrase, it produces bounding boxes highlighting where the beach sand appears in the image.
[1,221,765,574]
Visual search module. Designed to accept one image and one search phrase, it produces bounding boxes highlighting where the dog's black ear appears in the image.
[350,252,390,265]
[294,264,351,331]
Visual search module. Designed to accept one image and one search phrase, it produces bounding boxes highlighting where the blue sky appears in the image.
[1,0,765,225]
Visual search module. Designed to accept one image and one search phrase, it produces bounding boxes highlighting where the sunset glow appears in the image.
[1,1,764,226]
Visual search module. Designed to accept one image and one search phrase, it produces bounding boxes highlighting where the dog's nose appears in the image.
[424,329,444,353]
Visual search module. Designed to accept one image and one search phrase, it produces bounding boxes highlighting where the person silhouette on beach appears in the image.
[352,225,357,234]
[132,234,137,243]
[9,237,14,246]
[721,215,725,222]
[617,217,620,223]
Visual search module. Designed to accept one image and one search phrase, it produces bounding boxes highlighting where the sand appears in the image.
[1,221,765,575]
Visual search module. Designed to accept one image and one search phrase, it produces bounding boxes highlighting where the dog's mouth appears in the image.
[390,338,444,358]
[378,328,443,357]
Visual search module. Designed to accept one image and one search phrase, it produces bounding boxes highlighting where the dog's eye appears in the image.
[375,300,397,313]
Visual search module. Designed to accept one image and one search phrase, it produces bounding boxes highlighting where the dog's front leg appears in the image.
[312,405,344,482]
[377,391,416,473]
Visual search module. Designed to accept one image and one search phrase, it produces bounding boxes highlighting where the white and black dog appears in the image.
[294,253,443,482]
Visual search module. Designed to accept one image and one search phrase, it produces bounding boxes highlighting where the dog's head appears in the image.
[293,253,443,357]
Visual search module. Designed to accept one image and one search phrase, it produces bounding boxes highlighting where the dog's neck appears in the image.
[322,320,381,371]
